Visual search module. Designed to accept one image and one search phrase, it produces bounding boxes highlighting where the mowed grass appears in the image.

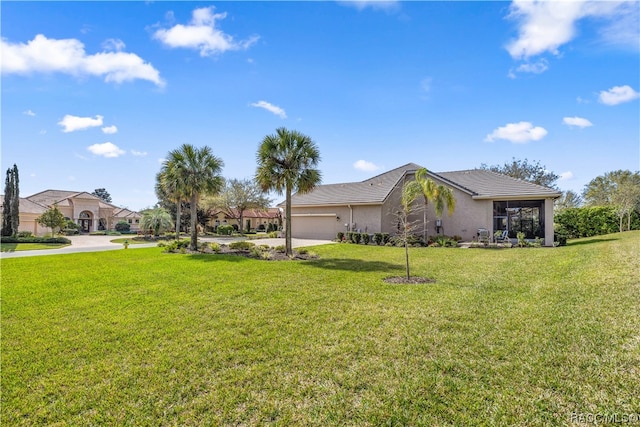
[2,232,639,426]
[1,242,69,252]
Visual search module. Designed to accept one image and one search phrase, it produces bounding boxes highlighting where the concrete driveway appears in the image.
[1,235,334,259]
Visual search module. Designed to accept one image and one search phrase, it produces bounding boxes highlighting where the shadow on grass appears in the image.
[183,253,250,263]
[1,243,17,253]
[567,237,619,247]
[302,258,403,273]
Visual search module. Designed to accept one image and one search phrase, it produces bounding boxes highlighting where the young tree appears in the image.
[36,204,66,237]
[140,207,174,237]
[162,144,224,250]
[414,168,456,242]
[255,127,321,256]
[2,164,20,237]
[91,188,112,203]
[204,178,271,235]
[480,158,559,189]
[397,180,423,280]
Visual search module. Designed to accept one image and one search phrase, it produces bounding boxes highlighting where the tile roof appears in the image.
[287,163,422,206]
[26,190,102,207]
[286,164,561,207]
[436,169,562,199]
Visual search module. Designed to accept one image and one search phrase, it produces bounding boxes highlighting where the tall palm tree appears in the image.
[162,144,224,251]
[415,167,456,242]
[255,127,321,256]
[156,170,185,241]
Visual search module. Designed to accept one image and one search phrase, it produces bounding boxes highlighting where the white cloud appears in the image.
[515,59,548,74]
[353,160,381,172]
[23,109,36,116]
[563,116,593,128]
[505,1,635,60]
[598,85,640,106]
[560,171,574,181]
[576,96,590,104]
[58,114,103,132]
[87,142,125,158]
[337,1,399,11]
[484,121,548,144]
[102,38,126,52]
[131,150,148,157]
[250,100,287,119]
[102,125,118,134]
[153,6,259,57]
[1,34,165,87]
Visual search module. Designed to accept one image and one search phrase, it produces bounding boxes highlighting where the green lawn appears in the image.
[0,242,69,252]
[2,232,639,425]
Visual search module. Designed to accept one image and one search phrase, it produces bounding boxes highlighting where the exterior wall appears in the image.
[544,198,555,247]
[380,176,492,241]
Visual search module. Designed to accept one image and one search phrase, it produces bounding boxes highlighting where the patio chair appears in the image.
[495,230,509,243]
[478,228,490,244]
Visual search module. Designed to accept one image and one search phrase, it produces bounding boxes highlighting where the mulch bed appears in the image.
[383,276,436,284]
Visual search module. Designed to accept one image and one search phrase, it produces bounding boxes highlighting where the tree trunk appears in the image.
[190,194,198,251]
[285,184,293,256]
[175,201,181,240]
[405,241,410,280]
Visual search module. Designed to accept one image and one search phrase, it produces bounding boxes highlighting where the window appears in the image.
[493,200,545,239]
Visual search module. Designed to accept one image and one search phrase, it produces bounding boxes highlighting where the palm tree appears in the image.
[414,167,456,243]
[156,170,185,241]
[140,207,174,237]
[162,144,224,251]
[255,127,321,256]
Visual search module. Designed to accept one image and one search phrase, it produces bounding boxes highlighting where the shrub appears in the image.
[16,231,33,238]
[210,242,221,253]
[217,224,234,236]
[517,232,526,248]
[163,239,190,253]
[274,245,286,253]
[336,231,345,242]
[373,233,383,245]
[381,233,391,245]
[361,233,370,245]
[297,248,309,255]
[250,247,264,258]
[229,241,255,251]
[346,232,353,243]
[353,233,361,244]
[268,231,278,238]
[115,221,131,233]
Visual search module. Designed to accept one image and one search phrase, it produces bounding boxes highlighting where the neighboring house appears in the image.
[283,163,562,246]
[0,189,141,236]
[208,208,282,232]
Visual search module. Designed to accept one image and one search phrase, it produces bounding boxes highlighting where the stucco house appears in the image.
[283,163,562,246]
[1,189,141,236]
[208,208,282,232]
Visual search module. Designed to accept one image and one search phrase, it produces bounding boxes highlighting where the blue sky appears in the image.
[2,1,639,211]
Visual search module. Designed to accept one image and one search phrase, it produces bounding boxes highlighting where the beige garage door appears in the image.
[290,214,338,240]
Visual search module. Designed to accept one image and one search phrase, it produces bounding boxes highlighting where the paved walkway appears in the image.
[1,235,334,259]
